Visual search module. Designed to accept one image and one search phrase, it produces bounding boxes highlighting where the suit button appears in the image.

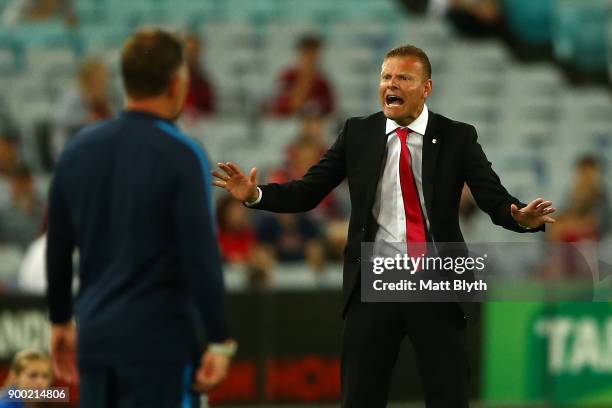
[361,227,366,232]
[356,257,361,263]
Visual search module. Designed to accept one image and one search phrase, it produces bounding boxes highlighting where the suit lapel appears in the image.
[422,111,442,223]
[363,112,388,211]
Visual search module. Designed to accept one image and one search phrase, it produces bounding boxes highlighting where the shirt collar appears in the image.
[385,104,429,136]
[121,109,172,123]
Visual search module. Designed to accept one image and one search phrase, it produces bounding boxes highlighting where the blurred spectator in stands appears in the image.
[0,349,53,407]
[183,33,216,117]
[548,155,610,243]
[459,184,478,221]
[0,134,19,211]
[1,0,77,27]
[408,0,502,38]
[17,232,47,293]
[268,116,349,262]
[542,156,608,280]
[0,136,25,287]
[457,183,491,242]
[397,0,429,14]
[285,114,328,157]
[16,214,79,295]
[16,211,48,294]
[51,57,115,161]
[271,125,343,221]
[256,213,325,272]
[0,99,20,144]
[217,195,275,288]
[0,164,44,249]
[217,195,258,263]
[271,135,323,184]
[269,35,335,117]
[445,0,502,38]
[324,220,349,261]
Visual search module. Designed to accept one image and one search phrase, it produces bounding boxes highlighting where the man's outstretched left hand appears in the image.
[511,198,557,229]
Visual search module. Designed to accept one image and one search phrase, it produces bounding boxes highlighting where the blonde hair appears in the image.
[78,57,106,84]
[3,349,52,387]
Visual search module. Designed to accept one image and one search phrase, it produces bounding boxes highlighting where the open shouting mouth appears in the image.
[385,94,405,107]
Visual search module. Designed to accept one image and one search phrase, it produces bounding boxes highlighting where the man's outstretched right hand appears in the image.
[212,162,259,203]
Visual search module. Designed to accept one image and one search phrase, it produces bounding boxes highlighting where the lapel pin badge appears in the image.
[432,138,437,144]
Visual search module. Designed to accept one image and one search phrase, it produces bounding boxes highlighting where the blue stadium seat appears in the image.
[81,23,131,50]
[0,28,26,72]
[553,0,610,72]
[502,0,555,45]
[15,22,84,53]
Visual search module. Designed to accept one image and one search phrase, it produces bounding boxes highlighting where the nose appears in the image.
[388,77,399,89]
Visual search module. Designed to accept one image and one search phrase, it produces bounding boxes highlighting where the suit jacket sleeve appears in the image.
[463,125,543,233]
[252,120,348,213]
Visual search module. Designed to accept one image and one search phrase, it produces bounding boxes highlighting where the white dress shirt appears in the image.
[373,105,431,244]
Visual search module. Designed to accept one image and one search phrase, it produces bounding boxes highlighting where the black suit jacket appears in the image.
[252,110,543,314]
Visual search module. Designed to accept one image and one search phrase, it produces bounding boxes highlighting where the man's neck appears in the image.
[125,99,172,120]
[394,105,424,127]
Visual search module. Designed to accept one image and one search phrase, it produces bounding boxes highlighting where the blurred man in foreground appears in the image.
[46,27,235,408]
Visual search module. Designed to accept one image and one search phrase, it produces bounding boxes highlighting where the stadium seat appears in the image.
[184,118,250,163]
[329,21,393,51]
[275,0,341,24]
[553,0,610,72]
[259,118,301,148]
[0,245,24,288]
[214,0,277,23]
[485,148,544,200]
[0,30,26,72]
[502,0,555,45]
[402,16,452,50]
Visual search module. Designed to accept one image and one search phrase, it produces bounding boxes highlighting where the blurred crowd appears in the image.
[0,0,611,293]
[0,101,43,247]
[460,153,611,244]
[215,112,351,288]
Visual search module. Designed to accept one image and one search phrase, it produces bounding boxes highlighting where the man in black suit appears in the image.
[213,45,556,408]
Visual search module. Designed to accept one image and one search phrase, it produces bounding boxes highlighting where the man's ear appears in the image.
[424,78,433,98]
[166,72,180,99]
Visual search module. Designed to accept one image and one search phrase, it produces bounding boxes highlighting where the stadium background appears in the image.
[1,0,612,406]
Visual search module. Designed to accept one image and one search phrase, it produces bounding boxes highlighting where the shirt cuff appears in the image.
[244,187,262,207]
